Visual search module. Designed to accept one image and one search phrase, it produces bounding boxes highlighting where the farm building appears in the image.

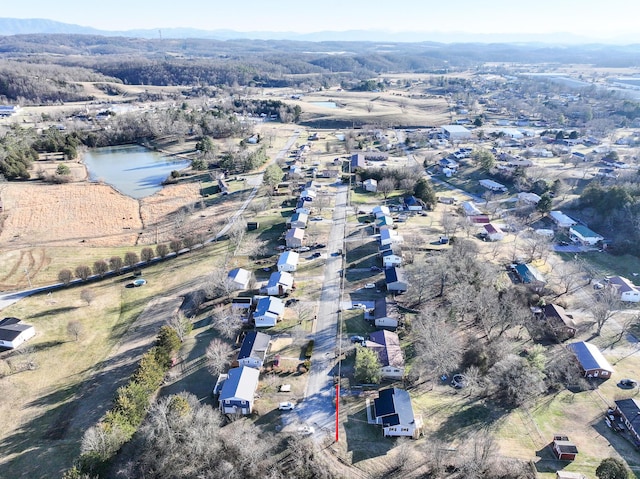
[367,330,405,379]
[277,251,299,272]
[568,341,614,378]
[371,388,422,438]
[551,435,578,461]
[236,331,271,369]
[607,276,640,302]
[0,318,35,349]
[441,125,471,141]
[549,211,577,228]
[218,366,260,415]
[569,225,603,246]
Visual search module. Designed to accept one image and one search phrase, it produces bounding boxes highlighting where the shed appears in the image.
[568,341,614,378]
[552,435,578,461]
[363,179,378,192]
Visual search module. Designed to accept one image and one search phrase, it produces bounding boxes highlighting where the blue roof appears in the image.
[568,341,614,373]
[238,331,271,361]
[514,263,545,283]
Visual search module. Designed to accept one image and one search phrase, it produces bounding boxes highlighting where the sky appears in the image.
[4,0,640,41]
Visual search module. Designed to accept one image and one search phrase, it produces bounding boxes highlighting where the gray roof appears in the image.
[615,398,640,433]
[385,267,406,285]
[238,331,271,361]
[219,366,260,402]
[568,341,614,373]
[373,388,415,427]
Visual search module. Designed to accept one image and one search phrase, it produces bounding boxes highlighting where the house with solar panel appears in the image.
[369,388,422,438]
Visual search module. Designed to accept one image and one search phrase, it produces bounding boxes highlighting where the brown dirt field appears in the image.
[0,182,142,248]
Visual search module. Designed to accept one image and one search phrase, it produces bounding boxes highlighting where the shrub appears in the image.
[305,340,314,358]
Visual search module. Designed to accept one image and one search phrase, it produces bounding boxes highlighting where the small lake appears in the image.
[83,145,190,199]
[309,101,338,109]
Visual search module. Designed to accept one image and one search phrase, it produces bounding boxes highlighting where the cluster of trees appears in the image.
[402,240,585,409]
[232,99,301,123]
[218,145,269,174]
[579,182,640,255]
[57,241,197,284]
[356,167,437,208]
[70,326,184,477]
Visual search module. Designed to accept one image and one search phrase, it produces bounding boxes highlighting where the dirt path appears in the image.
[67,294,185,435]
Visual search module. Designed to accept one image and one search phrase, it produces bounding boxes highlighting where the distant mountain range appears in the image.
[0,17,637,45]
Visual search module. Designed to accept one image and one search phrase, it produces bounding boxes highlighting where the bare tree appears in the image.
[591,287,621,335]
[167,311,193,342]
[210,304,243,340]
[67,320,83,341]
[552,261,582,296]
[124,252,139,268]
[292,301,314,324]
[441,210,460,238]
[169,239,182,254]
[58,269,73,285]
[80,288,95,306]
[227,216,247,250]
[378,177,396,200]
[109,256,123,274]
[92,260,109,277]
[140,247,155,263]
[206,338,233,376]
[75,265,92,281]
[204,267,236,300]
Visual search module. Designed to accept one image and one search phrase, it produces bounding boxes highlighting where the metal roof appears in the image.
[568,341,614,373]
[219,366,260,402]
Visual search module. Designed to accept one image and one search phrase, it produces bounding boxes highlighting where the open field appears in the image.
[0,239,231,478]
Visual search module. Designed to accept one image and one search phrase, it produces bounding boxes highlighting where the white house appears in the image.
[299,189,317,201]
[441,125,471,141]
[369,298,399,329]
[236,331,271,369]
[608,276,640,302]
[482,223,505,241]
[372,205,391,218]
[381,245,403,268]
[228,268,251,291]
[264,271,294,296]
[363,179,378,192]
[252,296,285,327]
[379,229,403,247]
[550,211,577,228]
[287,212,308,229]
[285,228,305,248]
[518,192,541,205]
[461,201,483,216]
[367,330,405,379]
[277,251,299,272]
[372,388,422,439]
[479,179,507,193]
[218,366,260,415]
[0,318,35,349]
[569,225,603,246]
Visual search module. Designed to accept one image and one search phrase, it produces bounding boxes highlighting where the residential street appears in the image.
[297,183,348,436]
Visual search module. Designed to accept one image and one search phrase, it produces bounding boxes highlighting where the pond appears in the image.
[83,145,190,198]
[309,101,338,109]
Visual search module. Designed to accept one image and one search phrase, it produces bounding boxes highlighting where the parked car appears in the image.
[364,283,375,289]
[352,303,367,310]
[593,282,604,290]
[285,298,299,306]
[618,378,638,389]
[311,216,323,221]
[311,252,322,258]
[278,401,295,410]
[314,243,326,249]
[297,246,311,252]
[297,425,315,436]
[350,335,365,343]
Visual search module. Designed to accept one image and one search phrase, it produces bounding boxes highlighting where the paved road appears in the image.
[296,183,348,435]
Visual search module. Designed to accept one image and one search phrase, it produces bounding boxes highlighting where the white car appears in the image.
[352,303,367,309]
[278,401,295,411]
[297,425,315,435]
[364,283,375,289]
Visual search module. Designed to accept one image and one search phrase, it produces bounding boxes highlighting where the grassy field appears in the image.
[0,239,231,478]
